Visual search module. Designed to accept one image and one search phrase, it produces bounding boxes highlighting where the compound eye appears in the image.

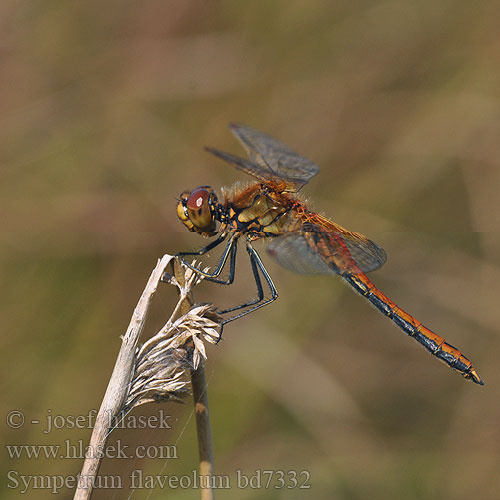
[186,188,214,230]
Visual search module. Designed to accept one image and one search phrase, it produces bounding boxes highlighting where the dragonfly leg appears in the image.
[166,234,239,285]
[203,236,238,285]
[162,233,227,282]
[177,233,227,258]
[219,241,278,325]
[218,245,264,314]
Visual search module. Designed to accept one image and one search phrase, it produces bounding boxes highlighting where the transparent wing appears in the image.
[205,147,274,185]
[267,233,336,275]
[341,233,387,273]
[266,227,386,275]
[206,123,320,192]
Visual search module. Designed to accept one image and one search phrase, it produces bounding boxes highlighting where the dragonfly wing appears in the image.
[266,233,337,275]
[341,232,387,272]
[267,227,386,275]
[205,147,273,184]
[229,123,320,191]
[300,214,387,273]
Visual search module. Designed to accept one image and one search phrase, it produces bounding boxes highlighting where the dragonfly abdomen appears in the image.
[343,272,484,385]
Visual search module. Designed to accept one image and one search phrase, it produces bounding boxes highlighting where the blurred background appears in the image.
[1,1,499,499]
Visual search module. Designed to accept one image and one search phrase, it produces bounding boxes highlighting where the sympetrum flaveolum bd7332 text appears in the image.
[174,123,483,385]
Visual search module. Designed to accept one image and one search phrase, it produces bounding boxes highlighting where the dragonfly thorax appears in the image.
[225,188,293,237]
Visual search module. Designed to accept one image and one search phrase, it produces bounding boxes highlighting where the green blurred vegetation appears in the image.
[1,1,499,499]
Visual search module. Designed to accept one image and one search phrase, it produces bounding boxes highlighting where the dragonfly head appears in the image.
[177,186,219,237]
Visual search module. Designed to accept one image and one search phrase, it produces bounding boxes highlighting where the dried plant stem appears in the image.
[73,255,220,500]
[173,259,216,500]
[73,254,173,500]
[191,363,215,496]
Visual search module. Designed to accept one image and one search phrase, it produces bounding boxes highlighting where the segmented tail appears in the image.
[343,271,484,385]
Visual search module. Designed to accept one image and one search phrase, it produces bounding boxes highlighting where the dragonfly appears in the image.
[175,123,484,385]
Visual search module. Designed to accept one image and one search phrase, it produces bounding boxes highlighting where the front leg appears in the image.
[176,233,228,259]
[167,234,239,285]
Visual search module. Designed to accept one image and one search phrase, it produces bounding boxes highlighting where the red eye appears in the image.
[183,187,216,234]
[187,188,210,211]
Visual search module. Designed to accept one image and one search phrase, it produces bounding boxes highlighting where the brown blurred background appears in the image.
[1,1,499,499]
